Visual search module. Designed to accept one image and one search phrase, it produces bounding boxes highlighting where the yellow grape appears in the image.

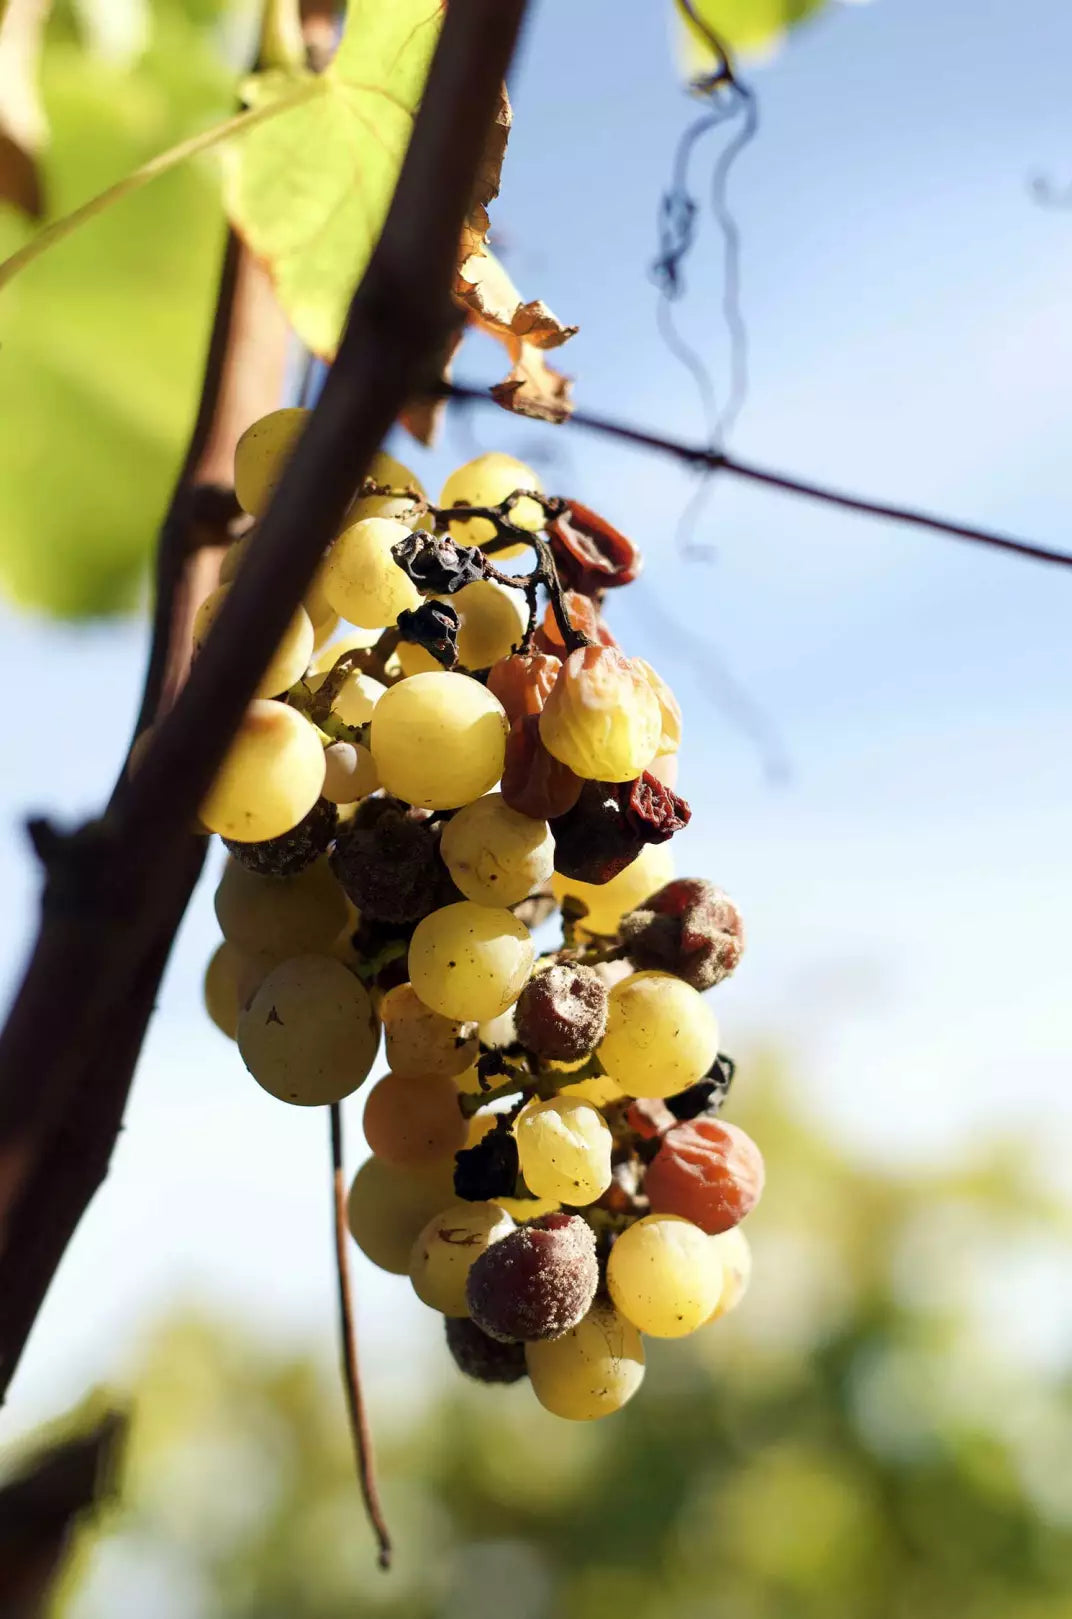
[332,671,387,727]
[453,1064,485,1096]
[214,856,348,959]
[409,1201,514,1315]
[234,407,309,517]
[370,673,508,810]
[355,449,425,504]
[238,954,380,1106]
[363,1071,468,1169]
[526,1300,645,1421]
[539,646,662,782]
[477,1007,517,1048]
[396,639,441,678]
[321,517,421,628]
[453,580,529,669]
[193,586,314,699]
[440,793,553,907]
[597,970,719,1099]
[347,1155,457,1275]
[514,1097,612,1205]
[380,982,478,1080]
[551,842,674,937]
[200,700,325,842]
[706,1226,753,1322]
[607,1213,723,1338]
[307,627,381,681]
[351,491,425,527]
[439,452,545,558]
[634,658,683,754]
[558,1073,625,1107]
[408,902,534,1022]
[203,942,243,1040]
[321,741,379,805]
[218,534,250,583]
[496,1190,561,1222]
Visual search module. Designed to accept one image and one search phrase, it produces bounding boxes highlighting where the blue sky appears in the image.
[0,0,1070,1425]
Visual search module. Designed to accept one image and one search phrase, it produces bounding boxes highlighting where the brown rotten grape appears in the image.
[619,878,744,992]
[445,1317,527,1385]
[550,774,690,886]
[501,715,583,821]
[330,796,451,925]
[223,797,338,878]
[644,1118,765,1235]
[514,963,608,1063]
[487,650,562,725]
[466,1213,599,1342]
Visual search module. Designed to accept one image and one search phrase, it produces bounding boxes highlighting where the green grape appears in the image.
[440,793,553,907]
[321,741,380,805]
[607,1213,723,1337]
[551,842,674,936]
[193,586,314,700]
[526,1300,645,1421]
[347,1155,457,1275]
[369,673,509,810]
[214,856,348,959]
[408,901,534,1022]
[234,407,309,517]
[203,942,243,1040]
[539,646,662,782]
[706,1225,752,1322]
[452,579,529,670]
[396,639,441,678]
[409,1200,515,1315]
[332,670,387,727]
[380,982,479,1079]
[363,1071,468,1168]
[439,453,545,557]
[597,970,719,1099]
[321,517,422,628]
[200,700,326,842]
[514,1096,612,1205]
[238,954,380,1106]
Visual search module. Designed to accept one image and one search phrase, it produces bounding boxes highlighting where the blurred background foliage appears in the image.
[29,1061,1071,1618]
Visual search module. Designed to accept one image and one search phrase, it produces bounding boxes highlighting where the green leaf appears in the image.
[223,0,444,359]
[678,0,830,65]
[0,9,233,615]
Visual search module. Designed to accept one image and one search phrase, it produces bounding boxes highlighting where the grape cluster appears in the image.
[200,409,764,1424]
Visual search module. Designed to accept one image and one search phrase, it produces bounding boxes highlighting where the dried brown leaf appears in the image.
[491,342,573,424]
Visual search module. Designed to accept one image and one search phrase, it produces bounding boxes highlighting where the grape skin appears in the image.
[550,843,674,937]
[526,1300,645,1421]
[597,970,719,1099]
[514,1097,612,1205]
[347,1155,457,1275]
[370,673,509,811]
[440,794,553,908]
[607,1213,724,1338]
[408,902,534,1023]
[200,700,326,843]
[238,954,380,1107]
[409,1200,514,1316]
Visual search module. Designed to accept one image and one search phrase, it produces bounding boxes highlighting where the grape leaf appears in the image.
[0,11,231,614]
[454,245,577,425]
[222,0,444,360]
[678,0,830,66]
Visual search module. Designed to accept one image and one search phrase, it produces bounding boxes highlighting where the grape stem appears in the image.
[329,1103,392,1570]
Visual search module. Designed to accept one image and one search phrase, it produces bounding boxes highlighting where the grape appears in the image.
[525,1299,644,1421]
[193,585,314,699]
[408,902,534,1022]
[351,491,425,527]
[223,797,337,878]
[476,1007,517,1049]
[331,671,387,727]
[514,1097,612,1205]
[347,1155,457,1275]
[445,1316,527,1384]
[550,842,674,937]
[707,1226,752,1321]
[466,1213,598,1342]
[307,626,382,683]
[619,878,744,992]
[203,942,243,1040]
[486,651,562,724]
[396,638,442,678]
[557,1074,625,1108]
[453,1124,519,1200]
[238,954,379,1106]
[409,1200,514,1315]
[449,579,528,670]
[634,659,682,754]
[440,794,553,907]
[501,715,583,821]
[362,1071,468,1169]
[649,752,679,790]
[322,741,379,805]
[321,517,422,628]
[370,673,509,810]
[218,534,249,584]
[233,406,309,517]
[539,647,662,783]
[539,591,602,652]
[514,964,608,1063]
[354,449,425,507]
[330,797,446,924]
[200,700,325,843]
[597,971,719,1099]
[214,856,348,959]
[643,1118,765,1234]
[380,982,478,1080]
[606,1213,724,1338]
[439,452,545,557]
